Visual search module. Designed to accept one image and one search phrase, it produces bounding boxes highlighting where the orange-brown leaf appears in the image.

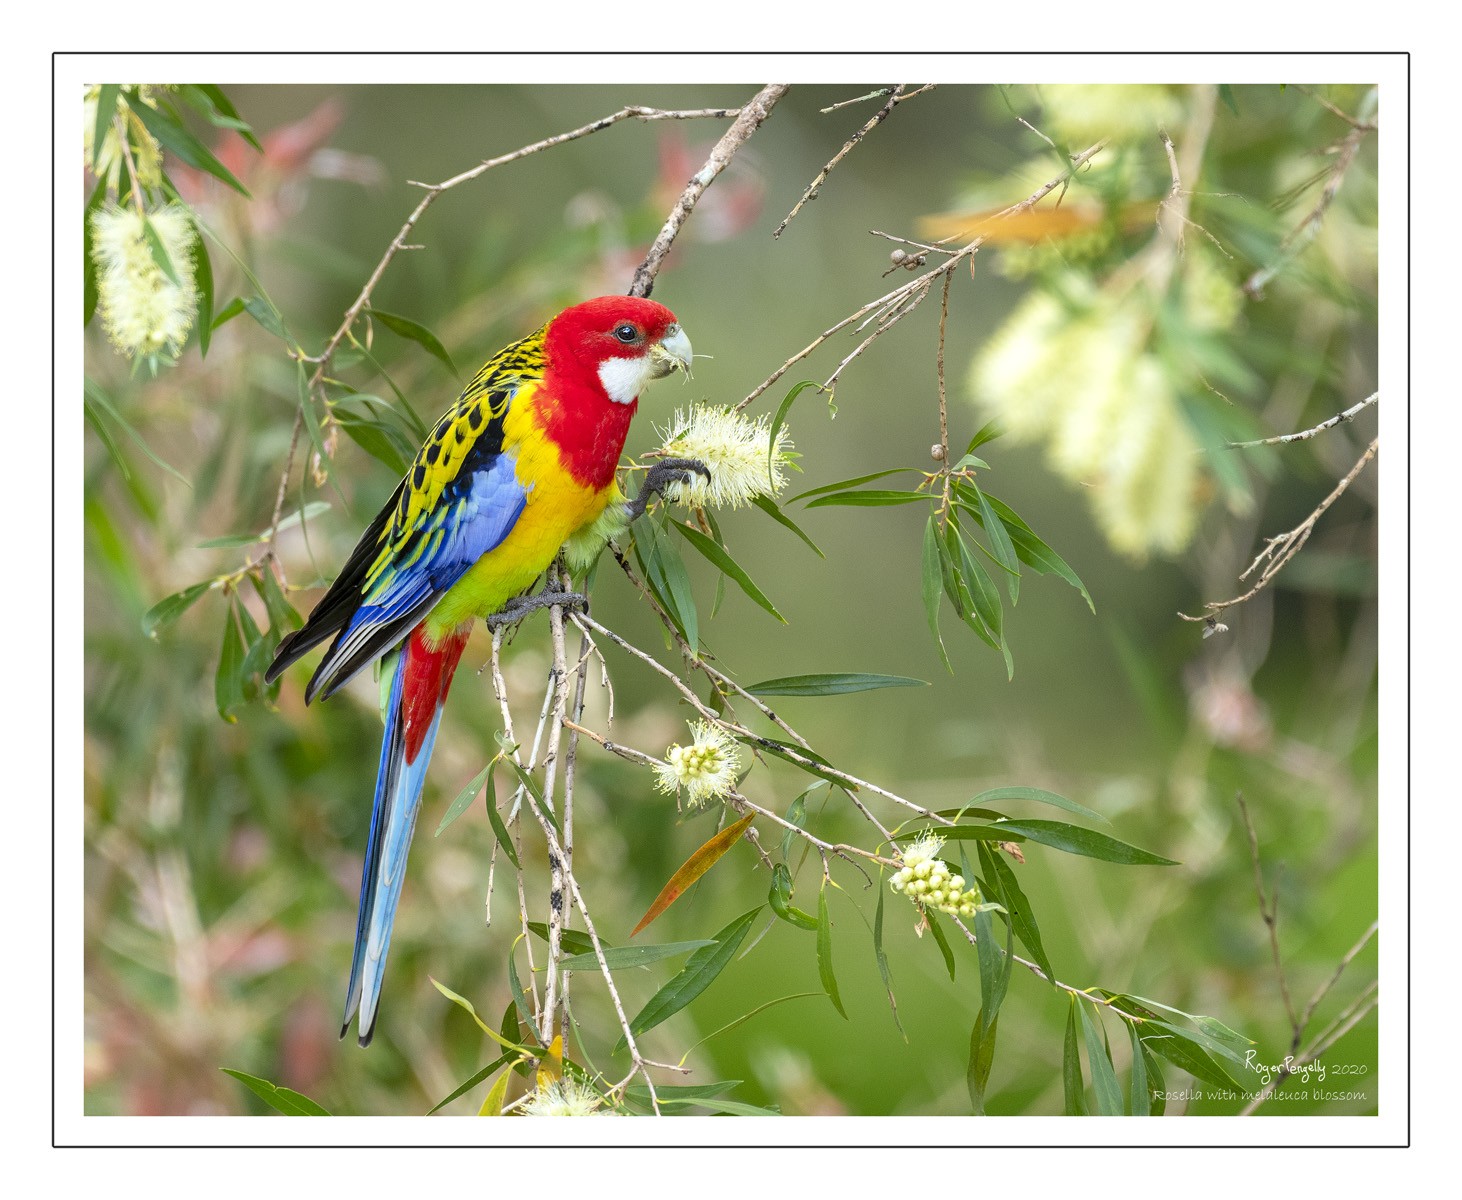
[631,812,756,937]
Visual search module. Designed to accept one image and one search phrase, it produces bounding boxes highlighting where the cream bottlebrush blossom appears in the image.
[90,203,198,363]
[890,833,981,918]
[652,719,742,807]
[971,258,1244,560]
[1037,84,1186,146]
[654,405,794,510]
[521,1076,615,1117]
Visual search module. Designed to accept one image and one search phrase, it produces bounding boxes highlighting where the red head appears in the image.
[538,296,693,487]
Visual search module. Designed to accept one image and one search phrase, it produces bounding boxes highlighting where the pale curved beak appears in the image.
[648,324,693,380]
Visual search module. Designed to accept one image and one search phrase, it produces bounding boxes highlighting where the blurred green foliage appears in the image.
[84,83,1378,1117]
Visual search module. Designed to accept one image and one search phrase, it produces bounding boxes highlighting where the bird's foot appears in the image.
[486,590,589,629]
[626,457,712,521]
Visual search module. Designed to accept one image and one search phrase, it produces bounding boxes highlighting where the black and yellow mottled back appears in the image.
[266,326,547,699]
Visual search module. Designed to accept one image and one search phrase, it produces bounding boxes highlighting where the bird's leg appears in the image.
[625,458,712,522]
[486,589,589,629]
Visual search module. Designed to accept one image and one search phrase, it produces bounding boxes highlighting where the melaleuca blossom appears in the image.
[89,203,198,364]
[653,720,742,808]
[521,1076,616,1117]
[890,833,981,918]
[654,405,794,510]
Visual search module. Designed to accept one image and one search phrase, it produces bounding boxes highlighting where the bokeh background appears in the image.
[83,82,1379,1116]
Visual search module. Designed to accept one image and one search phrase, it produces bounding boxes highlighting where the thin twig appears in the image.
[1228,393,1377,449]
[1235,794,1298,1034]
[935,271,953,521]
[629,85,790,298]
[1242,90,1377,298]
[775,84,928,238]
[737,140,1108,412]
[1179,437,1378,623]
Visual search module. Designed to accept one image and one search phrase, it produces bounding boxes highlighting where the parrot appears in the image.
[265,296,702,1046]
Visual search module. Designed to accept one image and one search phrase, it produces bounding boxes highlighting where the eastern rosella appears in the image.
[266,296,696,1046]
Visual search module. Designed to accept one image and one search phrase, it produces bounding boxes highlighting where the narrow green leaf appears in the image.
[632,812,756,936]
[220,1068,330,1116]
[1139,1025,1244,1092]
[768,863,819,931]
[948,518,1003,640]
[913,824,1027,844]
[751,495,824,557]
[211,297,246,330]
[1079,1003,1124,1115]
[779,787,818,862]
[333,405,416,475]
[371,309,459,378]
[131,99,251,196]
[968,1010,998,1115]
[83,178,106,326]
[560,940,716,973]
[1063,998,1088,1115]
[768,380,820,483]
[1144,1044,1168,1115]
[656,1095,782,1116]
[922,515,952,672]
[973,904,1013,1033]
[681,993,821,1057]
[926,910,956,980]
[503,758,562,837]
[623,1080,741,1105]
[191,221,215,356]
[983,494,1094,613]
[257,566,303,634]
[85,379,191,487]
[191,85,262,150]
[274,501,332,535]
[978,841,1056,986]
[618,907,761,1051]
[787,468,916,503]
[427,1052,513,1115]
[816,884,848,1019]
[671,520,785,623]
[1128,1019,1149,1116]
[640,518,698,652]
[991,819,1178,866]
[245,296,288,341]
[972,786,1109,825]
[526,922,596,956]
[482,768,520,869]
[806,489,934,508]
[214,600,246,723]
[437,765,489,837]
[141,579,214,637]
[973,485,1021,600]
[965,418,1003,454]
[871,883,908,1039]
[430,978,535,1056]
[747,673,926,697]
[93,85,122,173]
[141,216,182,285]
[1218,84,1241,116]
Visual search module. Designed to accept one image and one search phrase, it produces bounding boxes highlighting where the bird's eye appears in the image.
[614,324,639,343]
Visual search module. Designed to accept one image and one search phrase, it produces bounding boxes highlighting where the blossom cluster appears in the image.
[654,405,794,511]
[890,834,981,918]
[652,720,741,808]
[90,203,198,364]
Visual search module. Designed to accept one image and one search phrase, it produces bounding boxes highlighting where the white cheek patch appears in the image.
[598,354,652,405]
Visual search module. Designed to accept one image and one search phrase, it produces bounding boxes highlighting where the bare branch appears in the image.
[1228,392,1377,449]
[1179,437,1378,623]
[775,84,935,238]
[629,85,790,298]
